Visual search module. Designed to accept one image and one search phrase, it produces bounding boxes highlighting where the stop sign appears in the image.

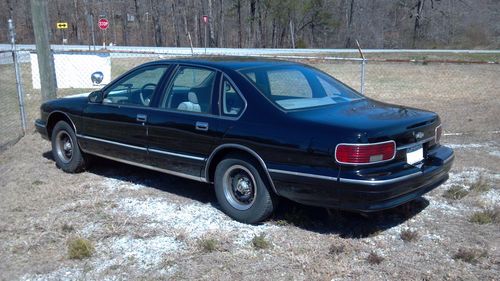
[98,18,109,30]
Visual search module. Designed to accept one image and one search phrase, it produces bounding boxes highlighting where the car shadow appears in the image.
[43,151,430,238]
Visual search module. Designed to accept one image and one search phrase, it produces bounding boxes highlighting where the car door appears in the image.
[79,64,172,164]
[146,65,222,180]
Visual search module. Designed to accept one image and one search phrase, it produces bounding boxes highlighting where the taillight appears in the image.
[335,141,396,165]
[435,125,442,144]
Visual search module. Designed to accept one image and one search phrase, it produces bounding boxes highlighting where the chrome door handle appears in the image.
[195,121,209,131]
[136,114,147,122]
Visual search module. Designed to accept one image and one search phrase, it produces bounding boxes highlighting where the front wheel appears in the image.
[51,121,87,173]
[214,156,276,223]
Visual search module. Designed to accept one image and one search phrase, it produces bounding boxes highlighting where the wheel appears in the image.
[51,121,87,173]
[214,156,276,223]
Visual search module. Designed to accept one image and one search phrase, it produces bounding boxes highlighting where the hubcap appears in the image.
[222,165,257,210]
[55,130,73,163]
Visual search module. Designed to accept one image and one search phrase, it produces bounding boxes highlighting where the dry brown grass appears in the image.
[453,247,488,264]
[400,229,419,242]
[68,238,94,259]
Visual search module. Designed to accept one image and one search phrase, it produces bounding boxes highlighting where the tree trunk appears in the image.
[30,0,57,101]
[208,0,216,46]
[412,0,425,48]
[219,0,224,47]
[236,0,242,48]
[344,0,355,48]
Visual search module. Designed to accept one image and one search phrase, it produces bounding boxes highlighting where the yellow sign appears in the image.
[56,22,68,29]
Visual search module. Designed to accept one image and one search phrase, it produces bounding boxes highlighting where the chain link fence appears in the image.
[1,46,499,151]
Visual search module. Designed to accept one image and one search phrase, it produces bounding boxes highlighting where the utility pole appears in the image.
[30,0,57,101]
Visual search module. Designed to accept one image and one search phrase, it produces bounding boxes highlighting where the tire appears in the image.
[51,121,87,173]
[214,156,276,223]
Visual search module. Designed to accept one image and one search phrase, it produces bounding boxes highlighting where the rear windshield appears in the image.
[239,64,363,110]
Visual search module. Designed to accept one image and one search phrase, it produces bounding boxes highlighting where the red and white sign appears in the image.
[98,18,109,30]
[202,15,208,24]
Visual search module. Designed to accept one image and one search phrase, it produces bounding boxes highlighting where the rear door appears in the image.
[80,64,171,163]
[146,65,222,180]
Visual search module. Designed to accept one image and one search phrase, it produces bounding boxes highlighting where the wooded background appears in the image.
[1,0,498,49]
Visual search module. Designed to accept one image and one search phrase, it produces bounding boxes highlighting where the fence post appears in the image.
[8,19,27,135]
[356,40,366,95]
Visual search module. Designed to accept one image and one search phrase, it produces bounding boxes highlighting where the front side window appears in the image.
[221,77,245,117]
[103,65,168,106]
[239,65,362,110]
[161,66,216,114]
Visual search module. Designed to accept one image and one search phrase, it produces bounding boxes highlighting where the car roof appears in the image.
[147,56,297,71]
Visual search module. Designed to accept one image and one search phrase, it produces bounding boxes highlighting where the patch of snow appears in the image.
[96,236,182,271]
[489,150,500,158]
[479,189,500,207]
[103,178,145,191]
[444,143,488,149]
[116,197,275,245]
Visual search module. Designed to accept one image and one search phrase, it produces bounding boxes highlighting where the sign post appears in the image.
[202,15,208,54]
[56,22,68,45]
[98,18,109,49]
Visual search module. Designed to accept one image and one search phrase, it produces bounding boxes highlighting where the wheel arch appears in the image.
[205,144,278,195]
[46,111,77,139]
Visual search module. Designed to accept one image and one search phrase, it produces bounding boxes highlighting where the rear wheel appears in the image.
[214,156,275,223]
[51,121,87,173]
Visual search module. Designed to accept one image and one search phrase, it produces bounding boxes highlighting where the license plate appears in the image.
[406,144,424,165]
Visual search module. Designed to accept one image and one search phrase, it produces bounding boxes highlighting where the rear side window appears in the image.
[240,64,362,110]
[268,69,312,98]
[221,77,245,117]
[161,66,216,114]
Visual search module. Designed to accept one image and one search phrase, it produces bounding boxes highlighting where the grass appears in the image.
[61,223,74,233]
[400,229,419,242]
[442,185,469,200]
[251,233,271,250]
[366,251,384,265]
[453,247,488,264]
[68,238,94,259]
[469,209,500,225]
[198,238,218,253]
[328,243,346,257]
[469,175,491,193]
[31,180,45,186]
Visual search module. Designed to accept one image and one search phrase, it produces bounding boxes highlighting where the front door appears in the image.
[146,65,222,180]
[80,64,171,164]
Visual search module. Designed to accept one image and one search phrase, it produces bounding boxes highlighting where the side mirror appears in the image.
[88,91,103,103]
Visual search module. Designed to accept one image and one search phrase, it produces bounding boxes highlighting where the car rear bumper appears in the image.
[269,145,454,212]
[35,119,49,140]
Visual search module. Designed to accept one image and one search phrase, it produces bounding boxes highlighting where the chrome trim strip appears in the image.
[149,148,205,161]
[397,136,435,151]
[205,144,278,194]
[268,168,424,185]
[76,134,147,151]
[268,169,338,181]
[338,172,422,185]
[334,140,397,165]
[35,120,46,128]
[80,149,206,182]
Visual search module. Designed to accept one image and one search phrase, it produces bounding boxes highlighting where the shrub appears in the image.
[400,229,419,242]
[198,238,218,253]
[469,209,500,225]
[252,233,270,250]
[469,175,491,193]
[366,251,384,265]
[453,247,487,264]
[68,238,94,259]
[328,243,346,257]
[442,185,469,200]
